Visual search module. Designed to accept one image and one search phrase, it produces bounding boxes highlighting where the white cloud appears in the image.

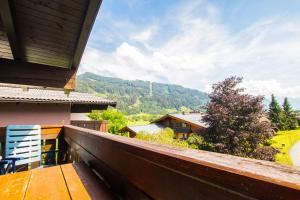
[132,25,157,42]
[242,80,300,99]
[80,0,300,105]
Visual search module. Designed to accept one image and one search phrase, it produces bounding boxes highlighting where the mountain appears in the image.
[76,72,209,114]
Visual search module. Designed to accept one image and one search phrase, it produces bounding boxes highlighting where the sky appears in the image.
[79,0,300,107]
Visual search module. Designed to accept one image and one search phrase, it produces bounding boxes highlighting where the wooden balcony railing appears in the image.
[1,125,300,199]
[64,125,300,200]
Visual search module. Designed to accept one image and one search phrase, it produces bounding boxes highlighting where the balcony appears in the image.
[0,125,299,199]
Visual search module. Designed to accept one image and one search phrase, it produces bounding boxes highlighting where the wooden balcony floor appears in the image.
[0,163,116,200]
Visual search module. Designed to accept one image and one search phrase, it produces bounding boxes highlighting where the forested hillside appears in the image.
[76,72,208,114]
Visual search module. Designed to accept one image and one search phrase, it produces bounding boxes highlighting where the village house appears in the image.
[121,113,207,139]
[0,84,116,130]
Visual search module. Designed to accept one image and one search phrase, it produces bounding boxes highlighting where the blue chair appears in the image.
[0,125,41,174]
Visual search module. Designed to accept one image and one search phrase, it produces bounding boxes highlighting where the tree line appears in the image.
[268,95,298,131]
[76,72,208,114]
[195,77,298,161]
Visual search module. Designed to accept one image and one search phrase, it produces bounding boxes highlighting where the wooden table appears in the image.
[0,163,116,200]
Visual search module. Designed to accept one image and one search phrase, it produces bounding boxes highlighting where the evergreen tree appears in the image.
[268,94,284,131]
[282,97,298,130]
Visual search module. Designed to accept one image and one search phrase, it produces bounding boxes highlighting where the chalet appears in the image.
[0,84,116,127]
[121,123,165,137]
[121,113,207,139]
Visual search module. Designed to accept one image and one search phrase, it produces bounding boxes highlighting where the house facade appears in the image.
[0,84,116,126]
[121,113,207,139]
[153,113,207,139]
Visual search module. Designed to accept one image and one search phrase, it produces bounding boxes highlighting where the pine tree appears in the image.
[268,94,284,130]
[282,97,298,130]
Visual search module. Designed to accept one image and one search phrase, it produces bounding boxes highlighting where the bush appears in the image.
[271,130,300,165]
[88,109,127,134]
[136,128,189,148]
[186,134,204,149]
[118,132,130,137]
[251,146,279,162]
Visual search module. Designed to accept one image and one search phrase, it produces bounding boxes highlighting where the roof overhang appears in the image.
[152,114,207,128]
[71,104,113,113]
[0,0,102,89]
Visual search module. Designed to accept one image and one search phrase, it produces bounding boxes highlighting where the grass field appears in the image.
[271,129,300,165]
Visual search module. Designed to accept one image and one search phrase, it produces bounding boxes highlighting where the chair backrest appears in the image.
[5,125,41,166]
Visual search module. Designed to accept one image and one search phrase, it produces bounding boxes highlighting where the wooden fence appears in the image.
[71,120,108,132]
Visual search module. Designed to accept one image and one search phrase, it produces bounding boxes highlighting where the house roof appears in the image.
[0,0,102,89]
[0,84,116,106]
[122,124,165,135]
[153,113,208,128]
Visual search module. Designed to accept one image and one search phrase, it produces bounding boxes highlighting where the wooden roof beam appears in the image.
[70,0,103,69]
[0,0,23,60]
[0,58,76,89]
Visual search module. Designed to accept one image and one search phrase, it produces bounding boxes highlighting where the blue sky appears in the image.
[80,0,300,107]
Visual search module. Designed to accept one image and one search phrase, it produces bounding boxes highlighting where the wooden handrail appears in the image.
[64,125,300,200]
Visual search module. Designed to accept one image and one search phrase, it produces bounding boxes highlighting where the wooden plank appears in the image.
[0,58,77,89]
[61,163,117,200]
[23,47,71,62]
[64,125,300,200]
[64,70,76,90]
[0,171,31,200]
[6,145,40,153]
[0,127,5,157]
[0,52,12,59]
[14,0,84,24]
[15,156,41,166]
[35,0,86,12]
[23,36,75,54]
[6,140,40,148]
[42,126,63,140]
[60,164,91,200]
[6,151,41,159]
[23,46,72,59]
[0,49,12,53]
[15,16,78,38]
[25,56,70,69]
[6,135,41,141]
[18,24,77,44]
[14,3,83,31]
[42,134,61,140]
[22,0,85,19]
[70,0,103,69]
[0,43,11,50]
[0,0,24,60]
[24,166,71,200]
